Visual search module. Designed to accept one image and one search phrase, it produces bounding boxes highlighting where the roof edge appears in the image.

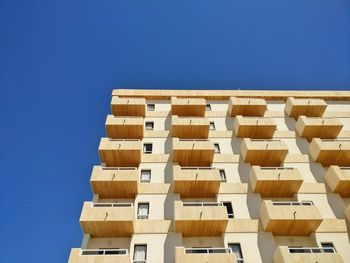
[112,89,350,100]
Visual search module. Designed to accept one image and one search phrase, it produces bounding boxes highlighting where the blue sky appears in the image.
[0,0,349,262]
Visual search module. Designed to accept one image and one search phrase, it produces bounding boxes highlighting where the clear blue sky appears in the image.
[0,0,349,262]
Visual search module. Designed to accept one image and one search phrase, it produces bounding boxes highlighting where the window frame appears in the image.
[219,169,227,182]
[209,121,216,130]
[228,243,244,263]
[137,203,150,219]
[143,143,153,154]
[321,242,336,253]
[145,121,154,131]
[140,169,151,183]
[133,244,147,262]
[214,143,221,154]
[147,104,155,111]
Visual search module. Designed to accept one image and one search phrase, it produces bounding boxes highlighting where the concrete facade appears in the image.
[68,89,350,263]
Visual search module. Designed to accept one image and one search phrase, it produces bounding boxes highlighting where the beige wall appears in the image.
[212,162,250,183]
[297,193,338,218]
[141,138,169,154]
[138,162,169,183]
[146,99,171,111]
[325,100,350,111]
[339,118,350,130]
[315,233,350,263]
[266,100,285,111]
[144,117,167,131]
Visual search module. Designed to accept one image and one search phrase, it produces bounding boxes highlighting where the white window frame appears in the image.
[140,170,151,183]
[209,122,215,130]
[133,244,147,262]
[137,203,149,219]
[219,169,226,182]
[145,121,154,131]
[147,104,155,111]
[214,143,221,154]
[228,243,244,263]
[143,143,153,154]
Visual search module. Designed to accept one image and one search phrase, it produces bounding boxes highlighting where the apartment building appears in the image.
[68,89,350,263]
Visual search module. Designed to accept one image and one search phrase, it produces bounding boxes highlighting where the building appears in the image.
[68,89,350,263]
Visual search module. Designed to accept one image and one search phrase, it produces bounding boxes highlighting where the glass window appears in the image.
[209,122,215,130]
[143,143,153,154]
[145,121,154,130]
[140,170,151,183]
[321,243,336,253]
[222,202,234,218]
[205,104,211,111]
[219,169,226,182]
[137,203,149,219]
[228,243,244,263]
[133,245,147,262]
[188,247,210,254]
[214,143,221,154]
[147,104,155,111]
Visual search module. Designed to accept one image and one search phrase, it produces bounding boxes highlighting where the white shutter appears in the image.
[141,170,151,182]
[137,203,149,219]
[133,245,147,261]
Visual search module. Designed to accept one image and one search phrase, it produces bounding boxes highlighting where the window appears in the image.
[145,121,154,130]
[288,247,308,253]
[82,248,127,255]
[137,203,149,219]
[140,170,151,183]
[222,202,234,218]
[209,122,215,130]
[147,104,155,111]
[321,243,336,253]
[205,104,211,111]
[214,143,221,154]
[133,245,147,262]
[143,143,153,154]
[188,247,210,254]
[228,243,244,263]
[219,169,226,182]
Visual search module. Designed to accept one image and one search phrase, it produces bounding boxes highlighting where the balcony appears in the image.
[68,248,130,263]
[241,138,288,166]
[249,166,303,197]
[325,166,350,197]
[171,116,210,139]
[90,166,138,198]
[171,97,206,117]
[173,165,221,198]
[172,138,214,166]
[273,246,344,263]
[295,116,343,141]
[233,116,276,139]
[80,202,134,237]
[98,138,141,167]
[105,115,144,139]
[228,97,267,117]
[260,200,322,236]
[285,97,327,119]
[175,247,236,263]
[111,96,146,116]
[309,139,350,167]
[174,201,228,236]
